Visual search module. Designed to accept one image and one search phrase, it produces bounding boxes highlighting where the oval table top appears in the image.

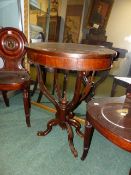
[87,96,131,152]
[25,42,116,71]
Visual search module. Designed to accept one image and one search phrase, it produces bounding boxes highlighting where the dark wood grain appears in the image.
[81,96,131,160]
[26,42,116,157]
[0,27,31,127]
[25,42,116,71]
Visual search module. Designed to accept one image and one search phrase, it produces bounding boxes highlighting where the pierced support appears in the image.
[35,68,94,158]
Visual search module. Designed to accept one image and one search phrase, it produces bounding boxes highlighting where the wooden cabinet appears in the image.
[37,15,47,32]
[37,16,61,42]
[48,16,61,42]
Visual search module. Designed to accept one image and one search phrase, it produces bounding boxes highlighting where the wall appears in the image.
[0,0,24,68]
[0,0,21,30]
[59,0,67,42]
[106,0,131,76]
[38,0,48,12]
[106,0,131,52]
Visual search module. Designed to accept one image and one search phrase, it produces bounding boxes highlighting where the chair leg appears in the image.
[37,91,43,103]
[81,116,94,161]
[129,168,131,175]
[2,91,9,107]
[23,87,31,127]
[36,67,47,103]
[31,76,38,96]
[110,78,117,97]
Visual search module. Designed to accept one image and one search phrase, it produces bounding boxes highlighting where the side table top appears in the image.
[25,42,116,71]
[87,96,131,152]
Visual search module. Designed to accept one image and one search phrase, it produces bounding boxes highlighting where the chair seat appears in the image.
[0,71,30,90]
[87,96,131,152]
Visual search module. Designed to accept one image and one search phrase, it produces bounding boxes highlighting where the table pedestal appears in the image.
[36,65,92,157]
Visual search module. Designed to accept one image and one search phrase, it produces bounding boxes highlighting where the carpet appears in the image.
[0,75,130,175]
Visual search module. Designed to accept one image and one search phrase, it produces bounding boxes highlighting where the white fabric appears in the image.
[115,77,131,84]
[110,52,131,76]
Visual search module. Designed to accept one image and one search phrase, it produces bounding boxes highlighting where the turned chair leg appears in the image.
[129,168,131,175]
[2,91,9,107]
[37,67,47,103]
[23,87,31,127]
[81,114,94,160]
[31,76,38,96]
[37,91,43,103]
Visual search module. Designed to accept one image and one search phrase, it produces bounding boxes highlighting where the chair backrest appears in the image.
[0,27,27,71]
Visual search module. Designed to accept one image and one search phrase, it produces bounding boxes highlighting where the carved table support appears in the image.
[36,64,92,157]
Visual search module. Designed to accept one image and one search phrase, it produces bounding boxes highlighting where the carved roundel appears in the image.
[0,27,27,59]
[4,36,19,51]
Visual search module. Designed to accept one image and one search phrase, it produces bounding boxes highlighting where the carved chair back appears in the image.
[0,27,27,71]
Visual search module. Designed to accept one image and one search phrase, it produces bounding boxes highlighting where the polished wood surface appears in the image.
[81,95,131,160]
[0,27,31,127]
[25,42,116,157]
[25,42,116,71]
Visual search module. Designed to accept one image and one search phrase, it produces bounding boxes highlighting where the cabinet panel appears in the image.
[37,16,47,32]
[37,16,61,42]
[48,16,61,42]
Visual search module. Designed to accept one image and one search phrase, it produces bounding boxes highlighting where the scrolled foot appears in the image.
[37,118,59,136]
[69,119,84,138]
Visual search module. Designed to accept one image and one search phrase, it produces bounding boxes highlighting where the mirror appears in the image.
[24,0,108,44]
[24,0,53,42]
[23,1,131,51]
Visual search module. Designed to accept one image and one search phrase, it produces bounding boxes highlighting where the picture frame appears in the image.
[87,0,114,29]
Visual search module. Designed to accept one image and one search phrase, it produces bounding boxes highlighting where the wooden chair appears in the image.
[111,77,131,97]
[0,27,31,127]
[81,86,131,161]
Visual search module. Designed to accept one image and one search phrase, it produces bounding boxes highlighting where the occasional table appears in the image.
[25,42,116,157]
[81,95,131,161]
